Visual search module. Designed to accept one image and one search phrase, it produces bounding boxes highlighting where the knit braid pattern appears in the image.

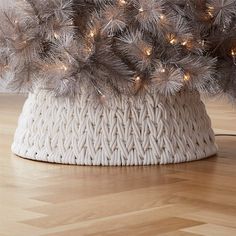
[12,89,217,166]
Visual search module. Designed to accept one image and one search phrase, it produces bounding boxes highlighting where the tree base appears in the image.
[12,89,217,166]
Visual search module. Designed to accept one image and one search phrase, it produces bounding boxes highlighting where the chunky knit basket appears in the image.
[12,89,217,166]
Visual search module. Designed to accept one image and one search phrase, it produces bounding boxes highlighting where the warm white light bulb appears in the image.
[231,49,236,56]
[207,6,214,18]
[54,32,59,39]
[139,7,144,12]
[170,38,177,45]
[119,0,126,5]
[89,30,95,38]
[61,65,68,71]
[160,14,165,20]
[184,73,190,81]
[145,48,152,56]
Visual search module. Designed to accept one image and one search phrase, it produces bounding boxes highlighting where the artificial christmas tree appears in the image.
[0,0,235,165]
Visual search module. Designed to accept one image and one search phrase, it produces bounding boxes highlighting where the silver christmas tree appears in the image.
[0,0,235,101]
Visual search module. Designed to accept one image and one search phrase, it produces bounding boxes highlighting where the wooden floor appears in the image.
[0,94,236,236]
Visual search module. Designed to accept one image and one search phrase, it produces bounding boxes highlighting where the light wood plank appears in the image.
[0,94,236,236]
[182,223,236,236]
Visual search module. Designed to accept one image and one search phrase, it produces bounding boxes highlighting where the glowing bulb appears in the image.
[231,49,236,56]
[86,46,93,53]
[221,24,227,32]
[184,73,191,81]
[119,0,126,5]
[54,32,59,39]
[135,76,141,81]
[139,7,144,12]
[160,14,165,20]
[199,40,205,47]
[231,49,236,65]
[160,68,166,73]
[145,48,152,56]
[61,65,68,71]
[208,11,213,17]
[181,41,188,46]
[207,6,214,18]
[170,38,177,45]
[89,30,95,38]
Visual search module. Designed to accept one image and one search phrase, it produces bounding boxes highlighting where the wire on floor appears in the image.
[215,134,236,137]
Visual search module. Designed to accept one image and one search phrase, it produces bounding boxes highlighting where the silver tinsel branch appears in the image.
[0,0,235,101]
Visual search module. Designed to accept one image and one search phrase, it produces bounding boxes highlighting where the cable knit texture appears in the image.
[12,89,217,166]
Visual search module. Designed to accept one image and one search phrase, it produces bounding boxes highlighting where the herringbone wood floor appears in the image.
[0,94,236,236]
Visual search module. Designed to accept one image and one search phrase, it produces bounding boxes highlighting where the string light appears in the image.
[139,7,144,12]
[168,34,177,45]
[170,38,177,45]
[2,0,234,101]
[54,32,59,39]
[61,64,68,71]
[89,30,95,38]
[207,6,214,18]
[156,63,166,73]
[87,47,93,53]
[119,0,126,5]
[222,25,227,32]
[208,12,214,18]
[160,14,165,20]
[231,49,236,65]
[134,76,142,91]
[145,48,152,56]
[231,49,236,56]
[199,40,205,47]
[184,73,191,81]
[159,67,166,73]
[181,40,194,50]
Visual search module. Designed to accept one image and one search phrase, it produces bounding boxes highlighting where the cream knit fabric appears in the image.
[12,89,217,165]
